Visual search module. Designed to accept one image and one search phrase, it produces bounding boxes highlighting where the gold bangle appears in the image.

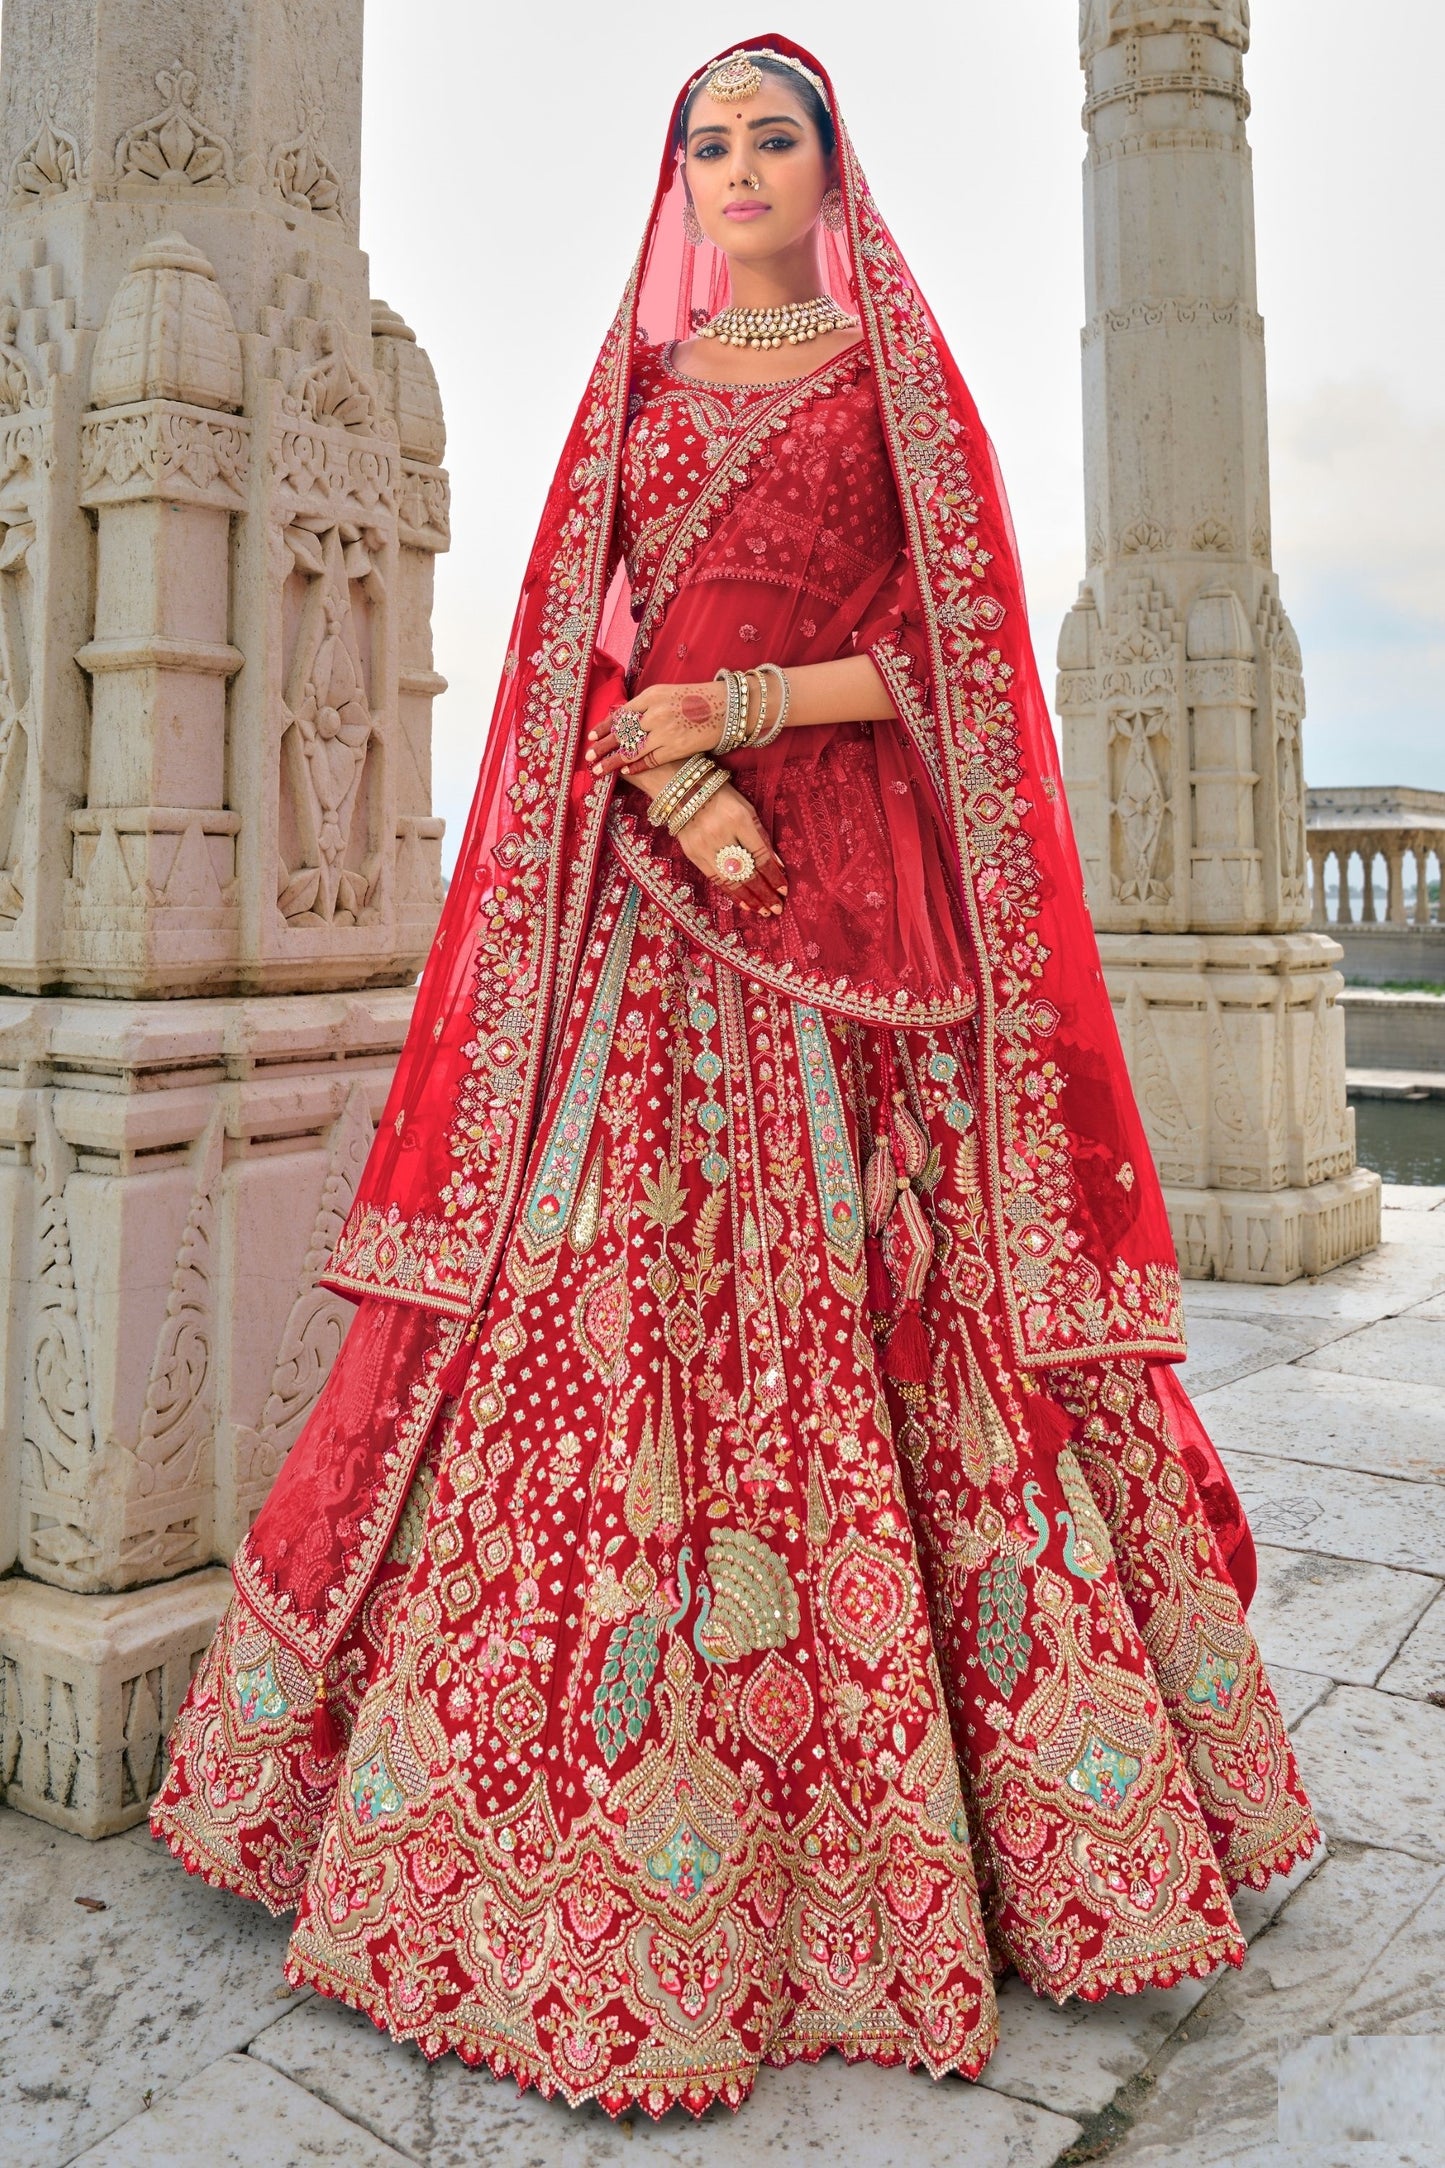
[665,765,730,835]
[742,667,768,746]
[647,754,717,829]
[751,662,789,747]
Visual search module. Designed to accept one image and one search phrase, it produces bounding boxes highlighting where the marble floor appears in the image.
[2,1190,1443,2168]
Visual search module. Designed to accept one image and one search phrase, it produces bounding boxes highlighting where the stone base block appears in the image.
[1166,1167,1383,1283]
[0,1567,230,1838]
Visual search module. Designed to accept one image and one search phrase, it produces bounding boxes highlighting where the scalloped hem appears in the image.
[1007,1920,1248,2008]
[148,1803,302,1921]
[281,1945,998,2122]
[1225,1819,1325,1895]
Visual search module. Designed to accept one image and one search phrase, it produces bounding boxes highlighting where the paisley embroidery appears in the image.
[573,1255,630,1384]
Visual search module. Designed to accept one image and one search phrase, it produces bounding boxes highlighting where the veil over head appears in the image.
[320,33,1187,1381]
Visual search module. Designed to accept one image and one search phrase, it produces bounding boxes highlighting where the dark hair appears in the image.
[679,53,836,158]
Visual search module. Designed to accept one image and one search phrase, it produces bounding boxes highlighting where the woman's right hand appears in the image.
[673,780,788,916]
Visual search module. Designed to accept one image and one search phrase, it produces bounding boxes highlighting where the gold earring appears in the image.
[821,186,844,233]
[683,199,703,245]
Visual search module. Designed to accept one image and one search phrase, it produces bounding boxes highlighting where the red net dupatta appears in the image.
[318,32,1186,1381]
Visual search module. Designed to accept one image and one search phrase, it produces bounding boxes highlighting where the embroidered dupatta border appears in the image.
[608,811,976,1029]
[839,132,1186,1371]
[231,1318,469,1672]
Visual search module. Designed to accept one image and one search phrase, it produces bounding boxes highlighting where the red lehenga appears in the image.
[152,35,1317,2120]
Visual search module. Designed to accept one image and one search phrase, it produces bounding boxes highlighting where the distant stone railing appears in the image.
[1307,786,1445,929]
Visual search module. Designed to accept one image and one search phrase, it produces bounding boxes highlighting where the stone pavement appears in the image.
[2,1191,1442,2168]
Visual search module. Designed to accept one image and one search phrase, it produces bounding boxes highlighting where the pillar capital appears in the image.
[1080,1,1251,62]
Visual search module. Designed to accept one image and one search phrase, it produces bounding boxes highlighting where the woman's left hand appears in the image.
[586,680,727,777]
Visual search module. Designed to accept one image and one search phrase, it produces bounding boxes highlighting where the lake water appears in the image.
[1350,1093,1445,1187]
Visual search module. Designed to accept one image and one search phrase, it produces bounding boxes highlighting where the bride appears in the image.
[153,37,1317,2120]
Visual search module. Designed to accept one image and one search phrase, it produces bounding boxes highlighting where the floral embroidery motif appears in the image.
[740,1651,815,1762]
[155,886,1315,2110]
[523,883,640,1254]
[1067,1732,1145,1811]
[350,1745,405,1827]
[234,1653,290,1726]
[791,1005,864,1263]
[822,1535,913,1663]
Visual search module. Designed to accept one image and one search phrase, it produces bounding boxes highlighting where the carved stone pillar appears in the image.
[1059,0,1379,1281]
[0,0,448,1836]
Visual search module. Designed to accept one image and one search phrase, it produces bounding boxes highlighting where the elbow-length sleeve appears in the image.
[852,546,937,754]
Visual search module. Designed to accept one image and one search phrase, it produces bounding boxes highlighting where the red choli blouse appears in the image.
[606,341,976,1029]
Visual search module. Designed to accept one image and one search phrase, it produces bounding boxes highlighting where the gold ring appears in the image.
[714,842,756,884]
[613,708,647,758]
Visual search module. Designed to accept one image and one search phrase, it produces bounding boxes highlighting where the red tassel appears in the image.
[883,1298,930,1386]
[865,1232,892,1315]
[310,1676,343,1759]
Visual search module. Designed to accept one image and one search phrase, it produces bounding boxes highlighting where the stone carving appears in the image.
[1080,1,1251,59]
[371,301,445,462]
[10,84,83,200]
[90,233,243,412]
[1206,989,1252,1176]
[0,1653,19,1786]
[39,1671,80,1809]
[1109,706,1171,905]
[1083,298,1264,344]
[67,807,240,917]
[1124,988,1195,1182]
[397,462,450,550]
[79,406,249,507]
[277,521,383,925]
[1119,518,1168,556]
[272,425,395,516]
[0,308,42,415]
[1191,516,1234,553]
[0,249,79,412]
[23,1100,95,1578]
[123,1112,224,1578]
[0,516,35,924]
[231,1082,373,1524]
[120,1663,165,1805]
[284,321,384,434]
[269,87,343,223]
[115,64,234,191]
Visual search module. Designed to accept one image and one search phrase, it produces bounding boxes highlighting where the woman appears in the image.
[153,37,1317,2120]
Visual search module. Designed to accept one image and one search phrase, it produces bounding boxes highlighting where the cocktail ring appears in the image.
[714,842,756,884]
[613,708,648,758]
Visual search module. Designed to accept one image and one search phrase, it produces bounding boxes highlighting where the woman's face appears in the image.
[682,77,831,262]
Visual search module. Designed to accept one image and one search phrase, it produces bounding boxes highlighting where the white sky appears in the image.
[360,3,1445,869]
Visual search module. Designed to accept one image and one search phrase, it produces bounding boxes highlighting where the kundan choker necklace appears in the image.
[700,296,858,351]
